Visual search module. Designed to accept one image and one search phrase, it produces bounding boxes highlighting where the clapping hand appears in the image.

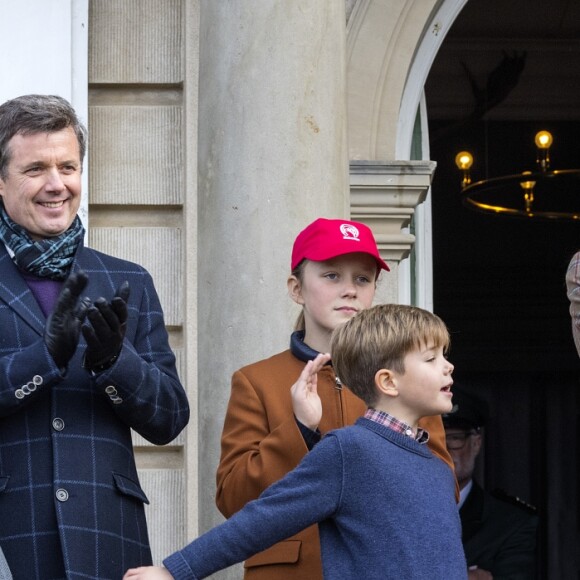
[82,281,130,373]
[45,271,91,369]
[290,352,331,430]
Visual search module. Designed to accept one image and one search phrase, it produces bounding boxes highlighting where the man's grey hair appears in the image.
[0,94,87,179]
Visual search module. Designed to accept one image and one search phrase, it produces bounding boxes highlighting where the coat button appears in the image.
[15,389,24,399]
[32,375,43,385]
[52,418,65,431]
[105,385,117,395]
[56,488,69,502]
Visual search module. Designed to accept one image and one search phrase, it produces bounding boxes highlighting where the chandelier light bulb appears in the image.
[457,128,580,219]
[455,151,474,170]
[534,130,553,149]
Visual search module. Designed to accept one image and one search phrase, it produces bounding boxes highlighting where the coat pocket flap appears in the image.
[244,540,301,568]
[112,472,149,504]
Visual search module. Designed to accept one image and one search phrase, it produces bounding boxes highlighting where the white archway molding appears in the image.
[346,0,468,307]
[347,0,467,160]
[396,0,468,159]
[396,0,468,308]
[347,0,440,160]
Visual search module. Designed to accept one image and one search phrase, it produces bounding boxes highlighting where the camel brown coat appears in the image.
[216,349,455,580]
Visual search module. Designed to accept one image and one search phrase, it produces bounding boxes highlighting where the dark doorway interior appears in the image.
[425,2,580,578]
[428,119,579,578]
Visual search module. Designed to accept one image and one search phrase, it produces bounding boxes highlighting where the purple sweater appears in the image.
[20,270,62,317]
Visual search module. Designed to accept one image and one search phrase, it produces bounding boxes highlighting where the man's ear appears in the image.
[471,432,483,455]
[287,275,305,306]
[374,368,398,398]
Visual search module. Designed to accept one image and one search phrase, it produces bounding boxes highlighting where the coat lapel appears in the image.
[459,480,486,543]
[0,247,50,336]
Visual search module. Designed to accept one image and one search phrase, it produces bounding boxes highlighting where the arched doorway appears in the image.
[426,1,580,577]
[347,0,579,576]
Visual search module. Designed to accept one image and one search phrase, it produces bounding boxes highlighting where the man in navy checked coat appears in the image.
[0,94,190,579]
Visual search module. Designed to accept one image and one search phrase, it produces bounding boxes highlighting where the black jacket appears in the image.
[461,481,538,579]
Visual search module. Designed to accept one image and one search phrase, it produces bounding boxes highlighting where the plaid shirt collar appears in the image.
[364,408,429,444]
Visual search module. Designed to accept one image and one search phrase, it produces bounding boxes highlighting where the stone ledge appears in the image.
[350,160,436,262]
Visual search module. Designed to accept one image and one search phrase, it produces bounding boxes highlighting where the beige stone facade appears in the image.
[87,0,198,563]
[85,0,459,574]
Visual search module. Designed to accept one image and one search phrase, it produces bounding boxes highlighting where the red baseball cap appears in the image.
[291,218,390,272]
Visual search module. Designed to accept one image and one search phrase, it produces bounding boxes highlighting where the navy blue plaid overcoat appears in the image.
[0,242,190,579]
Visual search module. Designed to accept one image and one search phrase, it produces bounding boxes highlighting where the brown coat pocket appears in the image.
[244,540,301,568]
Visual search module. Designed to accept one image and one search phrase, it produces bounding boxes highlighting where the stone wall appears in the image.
[88,0,198,563]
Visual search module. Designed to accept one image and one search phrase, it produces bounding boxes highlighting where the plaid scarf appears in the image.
[0,208,84,280]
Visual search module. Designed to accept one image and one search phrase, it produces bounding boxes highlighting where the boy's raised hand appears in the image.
[123,566,173,579]
[291,352,331,431]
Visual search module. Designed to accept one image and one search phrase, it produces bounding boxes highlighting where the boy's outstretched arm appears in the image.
[290,352,330,430]
[123,565,173,579]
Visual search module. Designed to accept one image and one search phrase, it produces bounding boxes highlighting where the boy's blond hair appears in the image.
[331,303,450,406]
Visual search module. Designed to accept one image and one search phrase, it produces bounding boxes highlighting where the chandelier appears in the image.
[455,131,580,220]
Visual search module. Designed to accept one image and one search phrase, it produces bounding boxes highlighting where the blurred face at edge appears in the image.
[446,427,482,489]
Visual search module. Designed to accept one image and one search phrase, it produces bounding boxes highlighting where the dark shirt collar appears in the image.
[290,330,321,363]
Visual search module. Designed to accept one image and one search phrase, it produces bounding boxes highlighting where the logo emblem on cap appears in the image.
[340,224,361,242]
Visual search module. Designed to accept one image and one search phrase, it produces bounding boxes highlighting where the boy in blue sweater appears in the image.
[125,304,467,580]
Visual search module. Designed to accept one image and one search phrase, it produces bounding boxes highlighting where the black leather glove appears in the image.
[45,271,91,369]
[82,281,130,373]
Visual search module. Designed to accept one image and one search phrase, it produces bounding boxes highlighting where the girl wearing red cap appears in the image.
[215,218,455,580]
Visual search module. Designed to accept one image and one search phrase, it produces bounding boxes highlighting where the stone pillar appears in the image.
[197,0,348,568]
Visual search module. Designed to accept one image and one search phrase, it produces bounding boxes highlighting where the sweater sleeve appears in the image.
[215,366,310,517]
[166,434,344,579]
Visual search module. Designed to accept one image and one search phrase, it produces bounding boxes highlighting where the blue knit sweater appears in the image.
[164,417,467,579]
